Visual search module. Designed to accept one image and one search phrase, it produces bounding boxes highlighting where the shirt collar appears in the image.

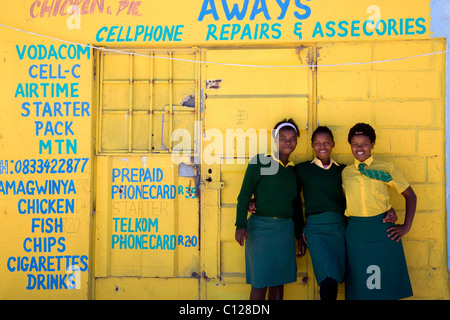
[265,152,295,167]
[354,155,374,167]
[311,157,339,170]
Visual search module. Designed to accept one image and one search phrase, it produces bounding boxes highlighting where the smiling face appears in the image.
[277,128,298,158]
[350,135,374,162]
[312,132,335,165]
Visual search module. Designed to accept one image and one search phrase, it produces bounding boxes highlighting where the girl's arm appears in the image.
[235,158,261,246]
[387,186,417,242]
[235,229,247,247]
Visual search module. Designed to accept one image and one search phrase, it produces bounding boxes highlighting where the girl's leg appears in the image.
[250,287,267,300]
[268,285,284,300]
[319,277,338,300]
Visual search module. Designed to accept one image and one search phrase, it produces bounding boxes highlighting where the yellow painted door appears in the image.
[93,49,202,299]
[200,47,317,299]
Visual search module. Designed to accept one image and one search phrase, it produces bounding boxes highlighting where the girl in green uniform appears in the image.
[296,126,346,300]
[235,119,304,300]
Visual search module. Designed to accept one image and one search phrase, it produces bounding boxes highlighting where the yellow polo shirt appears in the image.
[342,156,410,217]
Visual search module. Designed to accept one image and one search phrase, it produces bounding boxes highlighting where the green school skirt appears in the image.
[303,211,346,285]
[245,215,297,289]
[345,213,413,300]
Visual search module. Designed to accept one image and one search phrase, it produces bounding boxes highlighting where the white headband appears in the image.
[273,123,298,137]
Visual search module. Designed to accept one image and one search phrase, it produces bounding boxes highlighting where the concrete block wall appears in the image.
[317,39,449,299]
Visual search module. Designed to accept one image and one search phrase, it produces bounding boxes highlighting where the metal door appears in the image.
[93,49,202,299]
[200,47,317,299]
[93,46,318,299]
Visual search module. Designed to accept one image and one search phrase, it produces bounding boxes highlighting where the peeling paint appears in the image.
[296,45,305,64]
[179,162,195,177]
[181,94,195,107]
[206,79,222,89]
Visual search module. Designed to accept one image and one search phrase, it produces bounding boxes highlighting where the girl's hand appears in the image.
[248,198,256,213]
[297,235,307,257]
[387,224,411,242]
[383,207,398,223]
[386,187,417,242]
[235,229,248,247]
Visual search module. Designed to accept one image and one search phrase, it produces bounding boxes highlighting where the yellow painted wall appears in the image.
[317,39,447,299]
[0,37,94,299]
[0,0,448,300]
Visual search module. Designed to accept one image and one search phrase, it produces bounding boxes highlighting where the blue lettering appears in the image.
[294,0,311,20]
[150,185,156,199]
[272,23,282,39]
[405,18,414,35]
[125,26,134,41]
[47,45,58,59]
[116,26,126,42]
[416,17,426,34]
[29,65,38,78]
[16,45,26,59]
[57,237,66,252]
[200,0,302,22]
[363,20,374,36]
[35,121,74,136]
[112,168,120,182]
[325,21,336,37]
[15,83,39,98]
[21,102,31,117]
[72,64,81,78]
[27,274,36,290]
[23,238,32,252]
[312,22,324,38]
[149,235,156,249]
[70,83,79,97]
[106,26,119,42]
[134,25,145,41]
[220,24,231,40]
[241,24,252,39]
[153,26,163,41]
[16,44,90,60]
[174,25,184,41]
[198,0,219,21]
[375,20,386,35]
[250,0,271,21]
[96,26,108,42]
[223,0,249,21]
[338,20,349,37]
[276,0,290,20]
[38,140,52,154]
[388,19,398,36]
[80,255,89,272]
[206,24,218,40]
[259,23,270,39]
[58,44,67,60]
[351,20,361,37]
[67,274,76,289]
[7,257,16,272]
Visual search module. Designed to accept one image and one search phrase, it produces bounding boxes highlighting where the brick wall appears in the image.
[317,39,449,299]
